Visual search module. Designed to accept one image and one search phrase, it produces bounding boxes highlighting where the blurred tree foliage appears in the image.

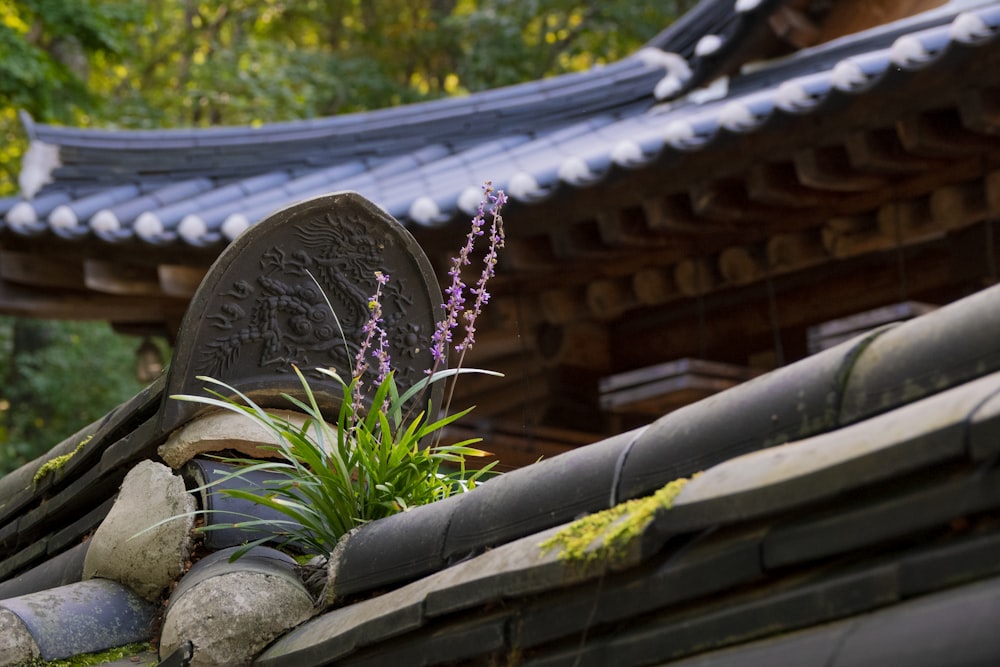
[0,0,691,472]
[1,0,693,191]
[0,319,158,474]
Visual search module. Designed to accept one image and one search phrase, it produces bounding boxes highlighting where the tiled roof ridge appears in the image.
[21,0,781,154]
[256,284,1000,666]
[4,0,993,245]
[322,281,1000,599]
[20,55,655,153]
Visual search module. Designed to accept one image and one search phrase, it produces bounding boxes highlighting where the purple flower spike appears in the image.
[430,182,506,370]
[353,271,391,410]
[456,187,506,353]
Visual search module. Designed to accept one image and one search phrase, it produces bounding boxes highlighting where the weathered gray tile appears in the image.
[763,466,1000,569]
[660,371,1000,533]
[618,330,880,502]
[444,429,637,561]
[840,282,1000,425]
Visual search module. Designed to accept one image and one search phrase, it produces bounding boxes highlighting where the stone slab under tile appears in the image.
[158,408,314,469]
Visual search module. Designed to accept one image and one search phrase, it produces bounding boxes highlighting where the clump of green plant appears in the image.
[178,183,507,559]
[539,475,692,565]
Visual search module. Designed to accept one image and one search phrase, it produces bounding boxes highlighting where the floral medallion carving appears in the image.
[162,193,442,433]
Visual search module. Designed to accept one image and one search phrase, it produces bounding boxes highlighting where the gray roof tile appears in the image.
[8,1,996,248]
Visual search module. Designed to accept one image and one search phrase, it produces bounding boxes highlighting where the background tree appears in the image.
[0,0,693,473]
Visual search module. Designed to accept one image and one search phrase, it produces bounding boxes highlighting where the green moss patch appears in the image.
[539,476,691,565]
[32,435,93,489]
[18,642,153,666]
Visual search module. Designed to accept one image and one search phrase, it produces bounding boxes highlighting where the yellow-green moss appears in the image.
[539,475,692,565]
[32,435,93,489]
[16,642,153,666]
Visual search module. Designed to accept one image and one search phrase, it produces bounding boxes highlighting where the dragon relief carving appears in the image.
[197,210,427,385]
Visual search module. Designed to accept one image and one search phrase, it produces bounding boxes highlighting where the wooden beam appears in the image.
[690,179,798,225]
[612,246,961,370]
[450,352,539,397]
[440,423,587,469]
[642,194,729,233]
[600,358,760,416]
[586,278,636,321]
[674,257,717,296]
[451,295,539,366]
[458,327,535,366]
[450,366,550,419]
[876,198,941,244]
[984,170,1000,217]
[845,128,942,174]
[0,252,84,289]
[766,230,828,272]
[540,287,588,325]
[958,87,1000,136]
[595,207,669,247]
[821,215,888,258]
[158,265,207,298]
[548,221,619,259]
[0,279,188,323]
[504,236,558,272]
[768,5,820,48]
[84,260,163,296]
[897,109,997,157]
[632,267,677,306]
[718,246,764,285]
[794,146,887,192]
[536,320,610,370]
[746,162,840,207]
[930,181,989,229]
[816,0,947,43]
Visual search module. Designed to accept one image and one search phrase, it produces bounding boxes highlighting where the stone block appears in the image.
[82,460,195,601]
[159,547,315,666]
[0,608,40,665]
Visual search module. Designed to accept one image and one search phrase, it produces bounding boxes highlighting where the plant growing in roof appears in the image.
[171,182,507,560]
